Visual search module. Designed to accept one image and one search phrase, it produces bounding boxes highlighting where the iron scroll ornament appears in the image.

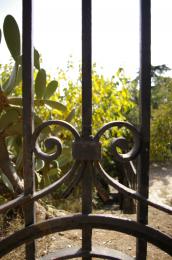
[32,120,80,161]
[94,121,141,162]
[31,119,172,215]
[1,119,171,215]
[32,120,140,162]
[31,120,141,197]
[31,120,82,200]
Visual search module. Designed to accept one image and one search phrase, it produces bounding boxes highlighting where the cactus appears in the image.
[0,15,70,197]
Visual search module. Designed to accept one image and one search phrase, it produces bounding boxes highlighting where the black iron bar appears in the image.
[82,0,92,139]
[82,162,93,260]
[22,0,35,259]
[82,1,92,259]
[136,0,151,259]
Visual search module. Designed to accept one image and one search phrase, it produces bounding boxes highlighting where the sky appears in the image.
[0,0,172,79]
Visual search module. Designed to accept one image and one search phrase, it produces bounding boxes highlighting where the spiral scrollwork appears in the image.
[94,121,140,162]
[32,120,80,161]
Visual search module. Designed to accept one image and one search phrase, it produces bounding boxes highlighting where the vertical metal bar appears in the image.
[82,162,93,260]
[136,1,151,259]
[82,0,92,140]
[82,1,92,259]
[22,1,35,259]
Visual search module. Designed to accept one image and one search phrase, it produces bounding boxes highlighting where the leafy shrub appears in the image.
[150,69,172,161]
[151,103,172,161]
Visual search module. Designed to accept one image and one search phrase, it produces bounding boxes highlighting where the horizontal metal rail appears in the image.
[0,215,172,258]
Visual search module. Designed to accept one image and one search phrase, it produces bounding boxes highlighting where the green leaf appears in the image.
[4,105,22,113]
[58,150,72,167]
[1,171,14,192]
[0,108,22,136]
[51,160,59,169]
[8,97,66,111]
[46,168,60,177]
[3,15,21,61]
[8,97,22,106]
[35,171,42,184]
[46,168,57,176]
[16,147,23,170]
[34,48,40,70]
[65,109,75,122]
[35,159,45,171]
[15,65,22,85]
[44,100,67,112]
[34,114,51,135]
[2,62,18,94]
[0,108,20,131]
[4,120,23,136]
[35,69,46,99]
[44,80,58,99]
[34,99,67,112]
[34,114,43,126]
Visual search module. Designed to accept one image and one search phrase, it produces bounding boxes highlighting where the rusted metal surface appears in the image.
[0,0,172,259]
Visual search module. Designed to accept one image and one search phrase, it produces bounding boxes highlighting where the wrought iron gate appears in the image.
[0,0,172,259]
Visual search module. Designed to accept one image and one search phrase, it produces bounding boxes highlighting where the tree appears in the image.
[128,64,172,161]
[150,66,172,161]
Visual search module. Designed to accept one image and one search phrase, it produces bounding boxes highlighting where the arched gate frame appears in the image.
[0,0,172,259]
